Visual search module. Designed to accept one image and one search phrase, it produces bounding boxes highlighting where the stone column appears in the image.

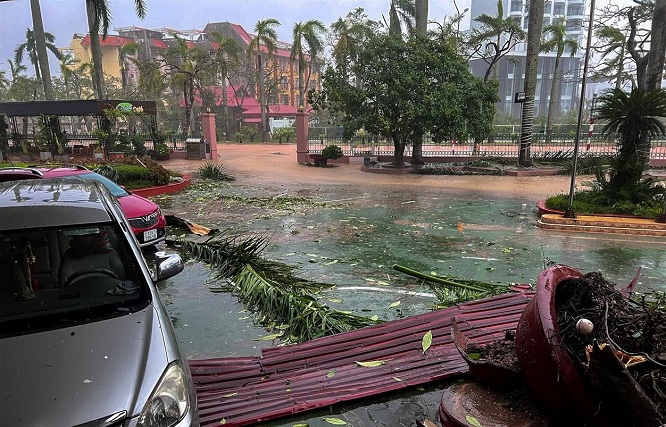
[295,111,309,164]
[200,112,218,161]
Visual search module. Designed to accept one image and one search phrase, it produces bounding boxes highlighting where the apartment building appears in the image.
[469,0,588,118]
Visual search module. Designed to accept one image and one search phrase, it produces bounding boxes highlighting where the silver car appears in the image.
[0,177,198,427]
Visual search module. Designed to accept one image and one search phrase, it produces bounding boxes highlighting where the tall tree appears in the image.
[388,0,415,38]
[291,20,326,108]
[210,32,241,139]
[315,34,497,165]
[646,0,666,90]
[85,0,146,99]
[30,0,56,99]
[14,28,62,81]
[414,0,428,36]
[468,0,525,81]
[330,9,378,84]
[593,25,629,91]
[8,59,27,80]
[518,0,545,166]
[161,36,214,136]
[540,18,579,144]
[248,18,280,142]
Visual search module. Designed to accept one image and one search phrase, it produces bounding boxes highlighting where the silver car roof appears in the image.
[0,177,112,231]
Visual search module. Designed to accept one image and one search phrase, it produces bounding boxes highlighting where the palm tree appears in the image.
[595,88,666,200]
[0,70,8,89]
[248,18,280,142]
[518,0,545,167]
[388,0,415,38]
[594,26,628,91]
[7,59,27,80]
[291,20,326,108]
[540,18,580,144]
[469,0,525,81]
[85,0,146,99]
[30,0,57,99]
[15,28,61,81]
[210,32,241,139]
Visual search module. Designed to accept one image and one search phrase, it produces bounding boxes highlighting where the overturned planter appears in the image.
[514,265,598,417]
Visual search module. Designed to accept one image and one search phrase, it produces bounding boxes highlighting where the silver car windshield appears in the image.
[0,224,148,335]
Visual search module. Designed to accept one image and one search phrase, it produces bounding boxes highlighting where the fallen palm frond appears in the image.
[93,164,120,182]
[392,264,512,308]
[178,231,380,342]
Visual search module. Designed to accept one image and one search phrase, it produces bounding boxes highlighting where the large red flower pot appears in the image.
[515,264,597,417]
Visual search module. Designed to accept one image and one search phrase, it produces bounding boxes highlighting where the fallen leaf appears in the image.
[376,280,389,286]
[324,418,347,425]
[388,301,401,309]
[422,420,437,427]
[422,330,433,355]
[292,424,309,427]
[466,415,482,427]
[457,222,464,234]
[83,379,92,384]
[254,333,283,341]
[356,360,388,367]
[223,392,238,398]
[327,369,335,378]
[219,419,227,425]
[371,315,379,321]
[393,376,402,382]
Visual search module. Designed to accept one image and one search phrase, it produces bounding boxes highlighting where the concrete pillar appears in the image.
[295,111,309,163]
[200,112,218,161]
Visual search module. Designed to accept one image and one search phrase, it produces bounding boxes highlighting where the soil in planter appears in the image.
[465,330,521,372]
[556,272,666,426]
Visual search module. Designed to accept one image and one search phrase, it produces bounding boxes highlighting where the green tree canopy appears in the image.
[314,34,497,165]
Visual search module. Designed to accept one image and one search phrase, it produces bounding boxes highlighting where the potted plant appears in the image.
[315,144,343,167]
[153,143,170,161]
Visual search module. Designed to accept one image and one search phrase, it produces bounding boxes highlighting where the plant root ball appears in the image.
[576,318,594,335]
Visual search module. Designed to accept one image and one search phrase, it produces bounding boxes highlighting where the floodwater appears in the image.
[158,184,666,359]
[153,148,666,425]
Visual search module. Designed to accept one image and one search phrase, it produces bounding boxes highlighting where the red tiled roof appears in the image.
[189,291,533,427]
[229,23,291,58]
[185,41,197,49]
[80,34,135,47]
[151,39,168,49]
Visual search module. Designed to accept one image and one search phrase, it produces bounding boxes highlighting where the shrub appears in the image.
[154,143,170,157]
[198,162,235,181]
[131,135,147,157]
[273,127,295,142]
[93,164,120,182]
[322,144,343,160]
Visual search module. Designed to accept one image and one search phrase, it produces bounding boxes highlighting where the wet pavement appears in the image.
[152,144,666,426]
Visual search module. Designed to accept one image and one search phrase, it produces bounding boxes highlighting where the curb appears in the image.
[132,173,192,198]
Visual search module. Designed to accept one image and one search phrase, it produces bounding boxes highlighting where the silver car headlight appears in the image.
[137,362,190,427]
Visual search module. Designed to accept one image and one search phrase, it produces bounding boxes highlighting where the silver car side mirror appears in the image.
[155,252,184,281]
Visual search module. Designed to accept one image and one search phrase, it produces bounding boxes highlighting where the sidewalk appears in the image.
[538,213,666,236]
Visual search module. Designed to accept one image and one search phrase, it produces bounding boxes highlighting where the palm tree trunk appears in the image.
[221,77,230,141]
[415,0,428,36]
[183,81,191,136]
[257,54,268,142]
[30,0,54,100]
[545,54,561,144]
[519,0,545,167]
[298,63,305,108]
[86,1,105,99]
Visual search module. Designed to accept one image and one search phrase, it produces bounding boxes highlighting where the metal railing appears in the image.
[308,134,666,161]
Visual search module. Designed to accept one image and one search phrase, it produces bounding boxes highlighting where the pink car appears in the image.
[15,166,166,247]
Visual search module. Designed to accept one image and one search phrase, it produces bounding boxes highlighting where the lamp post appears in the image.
[564,0,596,218]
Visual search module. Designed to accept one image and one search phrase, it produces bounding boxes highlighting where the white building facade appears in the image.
[469,0,588,118]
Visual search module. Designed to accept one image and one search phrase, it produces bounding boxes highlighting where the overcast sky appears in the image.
[0,0,471,75]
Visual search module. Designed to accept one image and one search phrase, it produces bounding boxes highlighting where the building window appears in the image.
[568,5,584,16]
[544,1,552,12]
[280,76,288,90]
[566,19,582,31]
[281,94,289,105]
[553,2,565,15]
[510,0,522,12]
[543,17,550,27]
